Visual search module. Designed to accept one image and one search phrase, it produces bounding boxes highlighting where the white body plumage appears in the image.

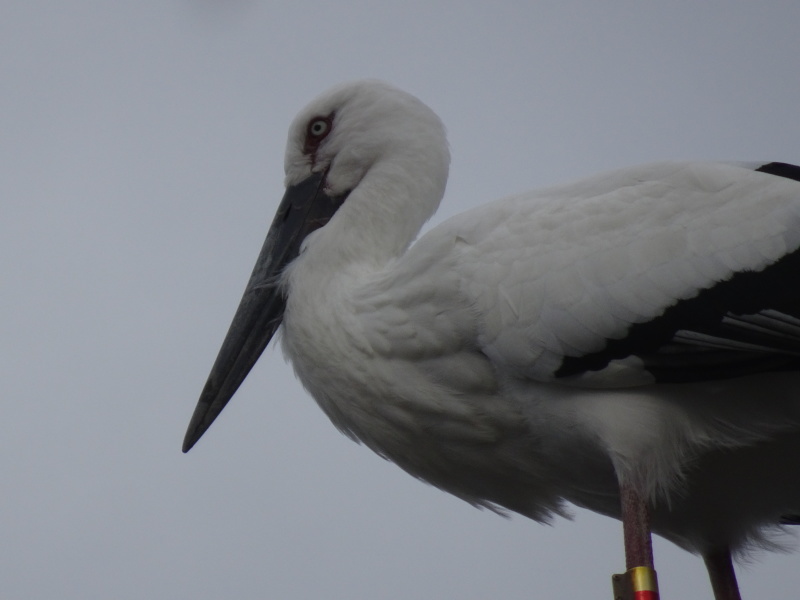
[185,80,800,566]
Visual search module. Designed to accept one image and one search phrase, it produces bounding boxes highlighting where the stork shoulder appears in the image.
[434,161,800,385]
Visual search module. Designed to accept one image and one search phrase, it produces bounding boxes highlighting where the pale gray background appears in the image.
[3,2,800,598]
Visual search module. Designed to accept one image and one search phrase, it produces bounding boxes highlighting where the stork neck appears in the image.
[308,157,446,270]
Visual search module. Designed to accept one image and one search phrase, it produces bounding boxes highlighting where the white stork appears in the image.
[183,80,800,600]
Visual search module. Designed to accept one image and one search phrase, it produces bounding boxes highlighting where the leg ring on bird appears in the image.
[612,566,659,600]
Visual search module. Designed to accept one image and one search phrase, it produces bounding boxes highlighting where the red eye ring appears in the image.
[304,115,334,156]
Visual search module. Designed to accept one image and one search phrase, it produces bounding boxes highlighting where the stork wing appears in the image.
[435,161,800,387]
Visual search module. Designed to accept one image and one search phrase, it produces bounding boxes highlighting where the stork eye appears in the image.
[308,118,331,138]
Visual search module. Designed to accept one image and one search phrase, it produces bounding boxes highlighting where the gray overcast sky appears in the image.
[3,2,800,598]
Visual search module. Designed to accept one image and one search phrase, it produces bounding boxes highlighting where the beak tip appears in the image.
[181,438,195,454]
[181,430,198,454]
[182,400,212,454]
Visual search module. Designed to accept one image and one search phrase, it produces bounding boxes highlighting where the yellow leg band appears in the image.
[629,566,658,599]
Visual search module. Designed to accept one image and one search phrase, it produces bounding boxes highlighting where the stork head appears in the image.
[182,80,449,451]
[283,80,450,260]
[285,79,448,193]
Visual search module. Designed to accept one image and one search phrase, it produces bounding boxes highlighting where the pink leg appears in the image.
[612,483,659,599]
[620,483,654,569]
[703,547,742,600]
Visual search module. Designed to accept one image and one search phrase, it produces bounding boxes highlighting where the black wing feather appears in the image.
[556,163,800,383]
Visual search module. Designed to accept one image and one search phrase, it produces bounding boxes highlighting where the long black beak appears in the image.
[183,172,346,452]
